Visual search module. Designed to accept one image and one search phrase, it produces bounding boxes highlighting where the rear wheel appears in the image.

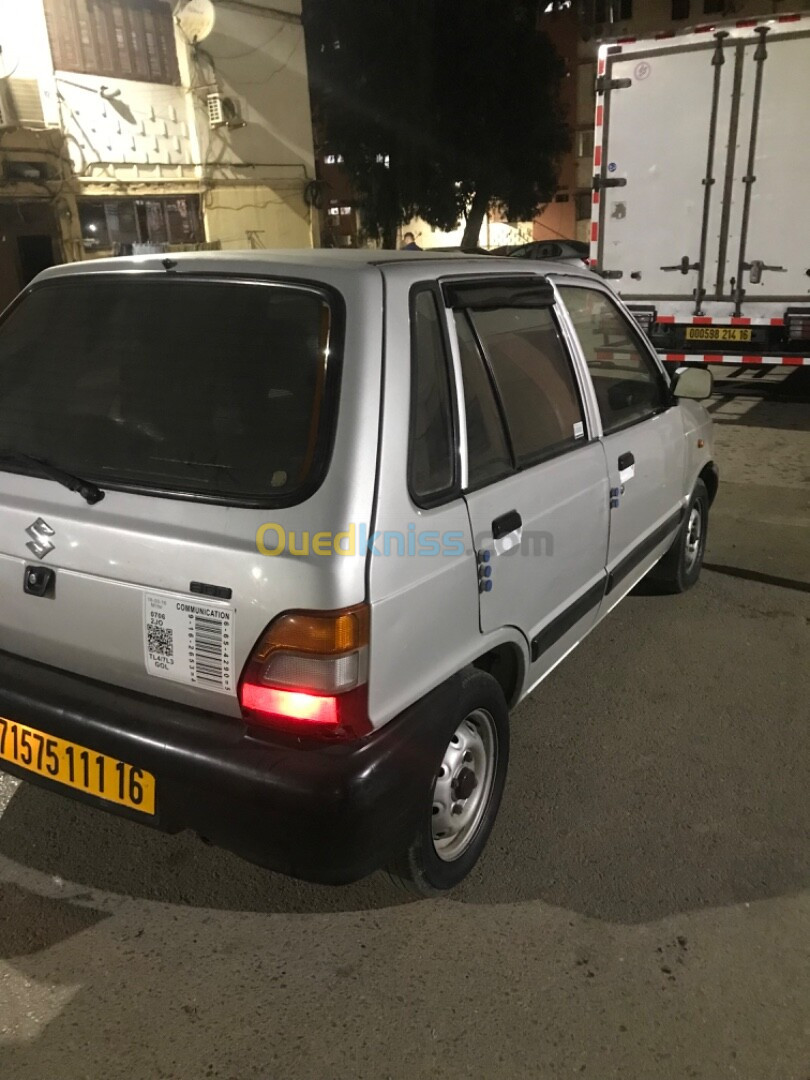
[388,669,509,896]
[648,478,709,594]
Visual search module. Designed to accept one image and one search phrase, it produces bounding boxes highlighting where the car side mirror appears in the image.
[672,366,713,400]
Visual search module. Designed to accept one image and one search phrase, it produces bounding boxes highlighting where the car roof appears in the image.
[34,248,597,285]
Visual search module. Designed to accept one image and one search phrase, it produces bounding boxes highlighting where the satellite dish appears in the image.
[0,44,20,80]
[177,0,216,44]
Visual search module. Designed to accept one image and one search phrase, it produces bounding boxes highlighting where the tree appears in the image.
[303,0,570,248]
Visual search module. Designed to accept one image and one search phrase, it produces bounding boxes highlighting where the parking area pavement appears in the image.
[1,380,808,1080]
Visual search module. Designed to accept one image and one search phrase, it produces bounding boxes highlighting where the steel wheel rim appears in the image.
[684,503,703,571]
[432,708,497,862]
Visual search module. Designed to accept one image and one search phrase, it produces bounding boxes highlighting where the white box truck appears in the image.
[589,12,810,368]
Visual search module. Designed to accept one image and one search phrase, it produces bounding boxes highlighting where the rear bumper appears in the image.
[647,320,810,366]
[652,315,807,358]
[0,648,455,884]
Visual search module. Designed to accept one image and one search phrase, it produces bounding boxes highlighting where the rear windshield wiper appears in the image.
[0,451,105,505]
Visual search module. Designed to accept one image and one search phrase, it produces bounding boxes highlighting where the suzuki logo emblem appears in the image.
[25,518,56,560]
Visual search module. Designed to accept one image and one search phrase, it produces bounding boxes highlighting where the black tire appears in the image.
[387,668,509,897]
[648,478,709,594]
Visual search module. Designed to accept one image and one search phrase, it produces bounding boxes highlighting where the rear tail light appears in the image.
[785,309,810,342]
[239,604,371,739]
[241,685,339,726]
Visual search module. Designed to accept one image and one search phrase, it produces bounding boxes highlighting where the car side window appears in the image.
[408,288,457,504]
[453,312,513,489]
[468,305,586,468]
[558,285,671,435]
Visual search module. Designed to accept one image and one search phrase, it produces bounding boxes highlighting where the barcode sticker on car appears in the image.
[143,592,235,694]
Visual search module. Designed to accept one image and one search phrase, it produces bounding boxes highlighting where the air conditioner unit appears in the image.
[207,92,225,128]
[0,80,46,128]
[9,79,45,125]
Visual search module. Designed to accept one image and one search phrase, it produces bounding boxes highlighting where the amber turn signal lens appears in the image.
[253,604,369,662]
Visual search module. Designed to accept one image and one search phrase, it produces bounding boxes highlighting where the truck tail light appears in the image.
[239,604,371,739]
[627,305,657,335]
[785,309,810,342]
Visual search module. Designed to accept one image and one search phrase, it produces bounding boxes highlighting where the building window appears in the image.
[79,196,203,252]
[575,192,592,221]
[594,0,633,21]
[577,130,595,159]
[672,0,690,18]
[43,0,180,86]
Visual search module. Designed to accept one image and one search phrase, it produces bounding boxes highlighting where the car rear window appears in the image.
[0,276,341,505]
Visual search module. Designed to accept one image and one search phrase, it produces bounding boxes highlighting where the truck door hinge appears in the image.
[595,75,632,95]
[592,175,627,192]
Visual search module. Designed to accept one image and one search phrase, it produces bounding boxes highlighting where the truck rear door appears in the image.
[725,24,810,301]
[594,36,733,300]
[595,20,810,309]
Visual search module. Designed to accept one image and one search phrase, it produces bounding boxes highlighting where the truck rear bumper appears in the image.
[661,352,810,366]
[0,648,454,885]
[646,318,810,366]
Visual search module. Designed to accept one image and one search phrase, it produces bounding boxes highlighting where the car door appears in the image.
[556,282,687,609]
[444,276,610,683]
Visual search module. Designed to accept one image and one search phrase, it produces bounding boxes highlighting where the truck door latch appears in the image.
[595,75,632,94]
[593,175,627,192]
[744,260,786,284]
[660,256,700,274]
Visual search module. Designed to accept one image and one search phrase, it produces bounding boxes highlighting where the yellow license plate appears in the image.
[0,716,155,815]
[685,326,752,342]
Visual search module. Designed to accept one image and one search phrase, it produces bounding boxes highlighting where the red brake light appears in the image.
[239,681,369,739]
[240,684,338,726]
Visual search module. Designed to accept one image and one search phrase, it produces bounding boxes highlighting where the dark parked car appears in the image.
[496,239,591,267]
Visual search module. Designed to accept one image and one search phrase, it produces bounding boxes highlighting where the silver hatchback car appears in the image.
[0,251,717,894]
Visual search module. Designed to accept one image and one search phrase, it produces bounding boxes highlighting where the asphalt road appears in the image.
[1,380,808,1079]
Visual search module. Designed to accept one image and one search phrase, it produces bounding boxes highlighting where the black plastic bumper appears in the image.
[0,649,457,884]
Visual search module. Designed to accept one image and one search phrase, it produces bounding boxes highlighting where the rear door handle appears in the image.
[492,510,522,540]
[618,452,635,470]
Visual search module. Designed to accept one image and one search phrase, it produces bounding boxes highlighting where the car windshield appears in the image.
[0,277,340,504]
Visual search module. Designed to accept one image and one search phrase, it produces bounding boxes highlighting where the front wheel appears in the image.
[387,668,509,896]
[648,478,709,594]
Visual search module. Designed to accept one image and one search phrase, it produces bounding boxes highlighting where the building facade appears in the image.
[0,0,317,308]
